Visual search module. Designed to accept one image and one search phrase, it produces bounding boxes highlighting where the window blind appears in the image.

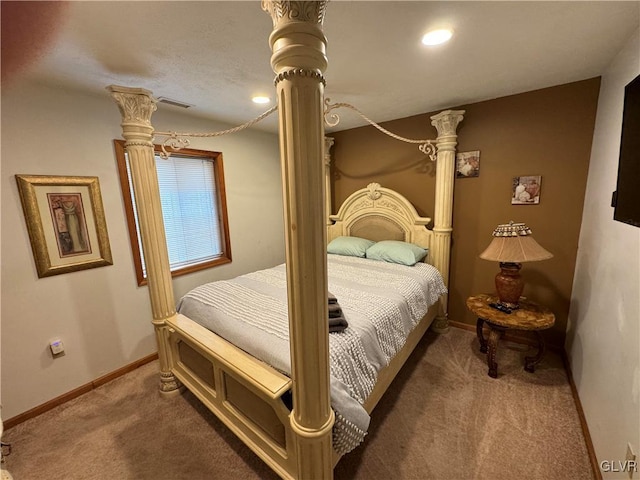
[126,153,223,276]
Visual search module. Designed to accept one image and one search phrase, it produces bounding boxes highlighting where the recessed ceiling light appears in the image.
[422,29,453,46]
[252,96,271,104]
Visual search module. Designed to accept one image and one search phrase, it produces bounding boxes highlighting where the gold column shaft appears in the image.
[264,2,334,477]
[324,137,335,227]
[107,85,181,394]
[431,110,465,333]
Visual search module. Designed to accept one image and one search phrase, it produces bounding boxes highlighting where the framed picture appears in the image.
[512,175,542,205]
[15,175,113,278]
[456,150,480,178]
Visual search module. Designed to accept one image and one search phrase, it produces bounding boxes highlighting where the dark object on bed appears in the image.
[328,291,348,332]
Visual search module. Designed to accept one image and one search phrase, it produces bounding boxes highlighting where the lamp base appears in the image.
[495,262,523,309]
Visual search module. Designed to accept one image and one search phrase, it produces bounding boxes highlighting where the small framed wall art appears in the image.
[512,175,542,205]
[456,151,480,178]
[15,175,113,278]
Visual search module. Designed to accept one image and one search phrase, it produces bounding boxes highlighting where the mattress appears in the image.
[177,253,447,454]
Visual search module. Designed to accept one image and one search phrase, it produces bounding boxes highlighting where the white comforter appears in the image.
[177,254,446,454]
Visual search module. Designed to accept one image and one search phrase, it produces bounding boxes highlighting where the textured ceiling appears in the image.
[10,1,640,133]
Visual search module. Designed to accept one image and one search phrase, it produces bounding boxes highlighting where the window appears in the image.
[114,140,231,285]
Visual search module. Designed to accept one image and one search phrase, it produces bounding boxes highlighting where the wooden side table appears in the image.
[466,294,555,378]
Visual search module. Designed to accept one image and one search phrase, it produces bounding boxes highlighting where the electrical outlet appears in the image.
[49,339,65,356]
[627,443,637,480]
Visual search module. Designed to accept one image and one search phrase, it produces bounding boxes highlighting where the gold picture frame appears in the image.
[16,175,113,278]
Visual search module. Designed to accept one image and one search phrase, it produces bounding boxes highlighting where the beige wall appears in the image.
[0,81,284,419]
[567,29,639,476]
[331,78,601,348]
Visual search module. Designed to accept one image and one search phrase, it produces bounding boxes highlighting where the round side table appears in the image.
[466,294,555,378]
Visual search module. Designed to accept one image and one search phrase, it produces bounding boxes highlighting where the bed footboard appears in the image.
[168,302,438,477]
[166,314,298,479]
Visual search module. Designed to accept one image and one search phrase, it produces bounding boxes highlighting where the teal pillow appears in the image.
[365,240,428,266]
[327,236,375,258]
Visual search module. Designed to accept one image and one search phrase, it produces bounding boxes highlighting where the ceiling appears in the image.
[12,1,640,133]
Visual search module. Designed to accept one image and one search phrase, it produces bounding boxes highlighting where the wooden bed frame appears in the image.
[107,3,464,479]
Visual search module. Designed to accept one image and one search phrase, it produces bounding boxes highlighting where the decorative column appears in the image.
[107,85,181,396]
[262,2,334,478]
[430,110,465,333]
[324,136,335,226]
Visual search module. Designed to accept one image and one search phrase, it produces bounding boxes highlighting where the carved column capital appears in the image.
[430,109,465,138]
[324,136,334,166]
[262,1,328,27]
[107,85,157,146]
[107,85,157,126]
[263,1,328,76]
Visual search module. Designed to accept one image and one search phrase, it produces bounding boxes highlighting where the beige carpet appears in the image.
[4,327,594,480]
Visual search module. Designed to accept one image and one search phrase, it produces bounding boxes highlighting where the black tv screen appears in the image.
[613,74,640,227]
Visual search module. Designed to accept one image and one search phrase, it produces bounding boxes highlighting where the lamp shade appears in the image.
[479,222,553,263]
[480,222,552,308]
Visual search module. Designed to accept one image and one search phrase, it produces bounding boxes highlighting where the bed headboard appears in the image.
[327,183,433,263]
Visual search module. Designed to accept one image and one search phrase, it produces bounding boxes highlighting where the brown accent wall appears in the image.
[330,78,601,348]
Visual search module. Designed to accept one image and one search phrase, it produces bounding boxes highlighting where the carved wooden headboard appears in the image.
[327,183,433,262]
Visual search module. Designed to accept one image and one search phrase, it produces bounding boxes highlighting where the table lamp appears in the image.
[479,221,552,309]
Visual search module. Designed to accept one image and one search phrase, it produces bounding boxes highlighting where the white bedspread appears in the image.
[177,254,446,454]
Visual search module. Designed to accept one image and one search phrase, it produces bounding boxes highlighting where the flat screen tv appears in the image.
[613,73,640,228]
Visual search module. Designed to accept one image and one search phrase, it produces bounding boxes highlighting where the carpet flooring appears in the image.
[3,327,594,480]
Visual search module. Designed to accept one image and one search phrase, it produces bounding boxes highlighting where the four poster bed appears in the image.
[107,2,464,479]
